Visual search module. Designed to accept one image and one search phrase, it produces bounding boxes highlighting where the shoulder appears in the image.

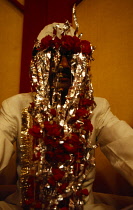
[92,97,120,132]
[91,97,112,128]
[3,92,32,104]
[94,97,110,114]
[94,97,109,106]
[1,93,33,113]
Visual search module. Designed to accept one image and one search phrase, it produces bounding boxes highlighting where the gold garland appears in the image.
[20,22,96,210]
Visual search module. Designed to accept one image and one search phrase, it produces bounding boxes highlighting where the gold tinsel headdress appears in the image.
[20,6,96,210]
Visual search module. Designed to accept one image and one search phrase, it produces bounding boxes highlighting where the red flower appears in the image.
[48,126,61,136]
[46,147,70,163]
[29,125,42,138]
[63,133,81,153]
[60,208,69,210]
[76,189,89,197]
[63,143,77,153]
[68,116,78,124]
[64,133,80,146]
[75,151,84,160]
[51,37,61,49]
[26,187,34,197]
[40,34,92,56]
[74,123,81,129]
[45,151,54,161]
[81,40,92,54]
[72,36,81,53]
[80,98,94,107]
[57,182,68,194]
[44,121,51,129]
[61,35,74,52]
[52,168,65,181]
[41,35,52,49]
[81,189,89,196]
[69,133,79,143]
[55,153,70,162]
[49,108,56,116]
[48,176,56,186]
[44,136,58,147]
[83,119,93,132]
[75,108,89,118]
[24,198,34,206]
[44,121,61,137]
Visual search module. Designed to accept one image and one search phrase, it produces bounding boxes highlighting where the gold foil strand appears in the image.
[73,4,79,36]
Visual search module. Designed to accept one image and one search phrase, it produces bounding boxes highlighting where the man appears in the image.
[0,22,133,210]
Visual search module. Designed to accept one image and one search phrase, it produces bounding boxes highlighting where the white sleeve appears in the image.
[97,99,133,186]
[0,99,17,172]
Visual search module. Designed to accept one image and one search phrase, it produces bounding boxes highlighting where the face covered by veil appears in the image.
[20,20,96,210]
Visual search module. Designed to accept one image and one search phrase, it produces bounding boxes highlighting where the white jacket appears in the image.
[0,93,133,209]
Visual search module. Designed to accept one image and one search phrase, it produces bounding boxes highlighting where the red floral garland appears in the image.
[33,34,92,56]
[21,97,94,209]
